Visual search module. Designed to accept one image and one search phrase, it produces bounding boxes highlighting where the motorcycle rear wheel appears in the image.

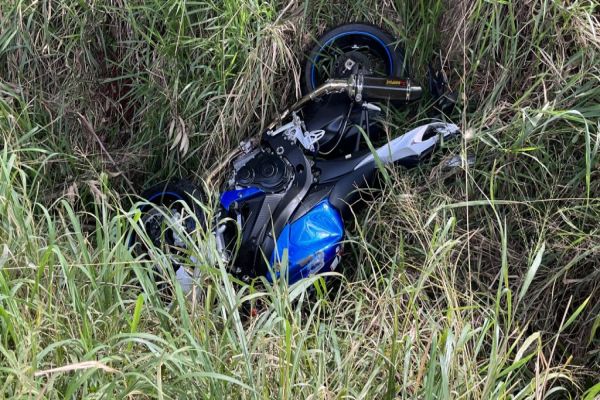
[302,23,408,96]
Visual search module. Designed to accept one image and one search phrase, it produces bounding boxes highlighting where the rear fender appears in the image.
[354,122,460,169]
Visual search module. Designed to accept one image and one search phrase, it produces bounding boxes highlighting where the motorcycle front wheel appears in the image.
[129,180,207,299]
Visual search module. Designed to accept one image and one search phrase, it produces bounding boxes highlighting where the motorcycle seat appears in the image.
[314,151,372,183]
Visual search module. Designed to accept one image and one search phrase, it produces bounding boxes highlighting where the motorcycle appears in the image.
[130,23,461,295]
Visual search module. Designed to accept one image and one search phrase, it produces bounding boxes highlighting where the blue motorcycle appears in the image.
[131,23,461,295]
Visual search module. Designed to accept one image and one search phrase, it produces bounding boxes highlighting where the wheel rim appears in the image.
[136,195,199,296]
[310,31,394,89]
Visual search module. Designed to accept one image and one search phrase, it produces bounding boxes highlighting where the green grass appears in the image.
[1,0,599,398]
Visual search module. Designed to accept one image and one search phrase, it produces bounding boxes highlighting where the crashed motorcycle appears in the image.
[130,24,461,294]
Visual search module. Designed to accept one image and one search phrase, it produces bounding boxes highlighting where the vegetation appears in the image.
[1,0,599,398]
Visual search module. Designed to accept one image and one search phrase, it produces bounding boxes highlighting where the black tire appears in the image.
[130,180,207,298]
[137,180,206,248]
[302,23,408,96]
[140,180,206,222]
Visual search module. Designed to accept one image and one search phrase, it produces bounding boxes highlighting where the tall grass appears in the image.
[1,0,599,398]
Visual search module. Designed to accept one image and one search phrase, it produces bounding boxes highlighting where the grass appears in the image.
[1,0,599,398]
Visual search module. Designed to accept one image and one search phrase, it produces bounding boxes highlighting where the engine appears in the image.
[233,149,293,193]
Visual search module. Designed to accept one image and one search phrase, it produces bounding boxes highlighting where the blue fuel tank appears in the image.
[269,199,344,284]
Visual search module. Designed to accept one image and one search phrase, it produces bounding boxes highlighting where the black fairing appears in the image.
[229,133,379,277]
[290,155,378,224]
[315,151,371,182]
[231,132,314,277]
[327,164,377,218]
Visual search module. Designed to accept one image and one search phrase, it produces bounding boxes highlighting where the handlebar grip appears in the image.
[360,77,422,102]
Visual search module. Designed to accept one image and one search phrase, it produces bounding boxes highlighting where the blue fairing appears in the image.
[220,187,263,210]
[269,200,344,284]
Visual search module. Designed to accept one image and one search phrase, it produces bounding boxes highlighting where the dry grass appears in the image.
[1,0,599,398]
